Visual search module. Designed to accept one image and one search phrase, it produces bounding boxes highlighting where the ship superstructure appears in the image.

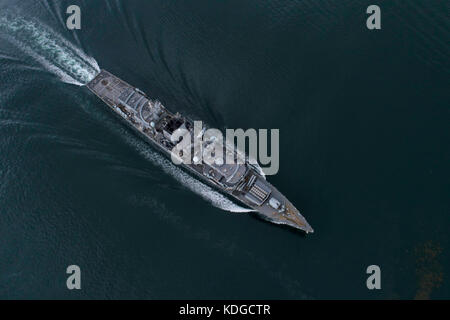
[87,70,313,233]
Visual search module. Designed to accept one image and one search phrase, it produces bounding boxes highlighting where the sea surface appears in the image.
[0,0,448,299]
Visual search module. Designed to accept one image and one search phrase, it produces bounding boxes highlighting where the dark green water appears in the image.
[0,0,449,299]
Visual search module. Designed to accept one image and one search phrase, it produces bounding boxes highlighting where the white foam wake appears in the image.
[123,135,254,213]
[0,14,99,86]
[78,96,253,214]
[0,13,250,213]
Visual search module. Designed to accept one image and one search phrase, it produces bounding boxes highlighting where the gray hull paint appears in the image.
[87,70,313,233]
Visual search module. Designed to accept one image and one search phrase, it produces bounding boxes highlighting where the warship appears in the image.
[87,70,313,233]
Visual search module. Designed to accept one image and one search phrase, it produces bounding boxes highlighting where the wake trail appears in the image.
[0,14,251,213]
[77,97,253,213]
[122,134,255,213]
[0,14,99,86]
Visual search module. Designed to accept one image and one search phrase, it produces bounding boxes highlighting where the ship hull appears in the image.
[86,70,313,233]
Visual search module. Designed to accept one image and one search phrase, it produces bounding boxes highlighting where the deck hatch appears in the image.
[246,178,271,205]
